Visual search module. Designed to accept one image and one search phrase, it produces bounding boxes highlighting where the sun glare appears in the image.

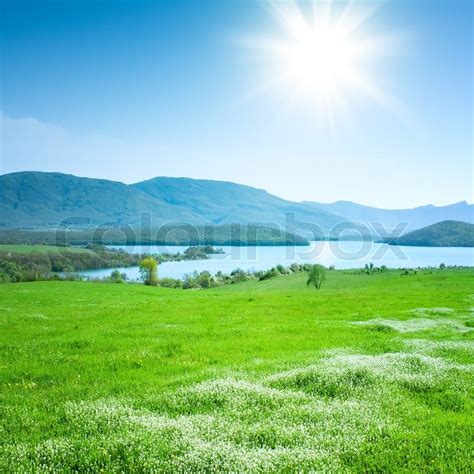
[240,0,404,122]
[280,24,355,94]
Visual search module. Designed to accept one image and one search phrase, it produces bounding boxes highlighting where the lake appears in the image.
[78,242,474,281]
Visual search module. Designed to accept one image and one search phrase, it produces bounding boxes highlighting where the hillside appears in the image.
[305,200,474,233]
[135,177,345,232]
[0,172,204,228]
[0,172,346,236]
[390,220,474,247]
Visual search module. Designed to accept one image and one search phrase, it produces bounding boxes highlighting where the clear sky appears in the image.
[1,0,472,208]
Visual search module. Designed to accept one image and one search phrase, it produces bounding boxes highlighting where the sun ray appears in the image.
[237,0,408,125]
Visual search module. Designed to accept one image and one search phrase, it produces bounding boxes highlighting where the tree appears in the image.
[306,264,327,290]
[110,269,124,283]
[139,257,158,286]
[198,270,212,289]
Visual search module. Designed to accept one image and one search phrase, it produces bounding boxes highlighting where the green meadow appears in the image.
[1,269,473,471]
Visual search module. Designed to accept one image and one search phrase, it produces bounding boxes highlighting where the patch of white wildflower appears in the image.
[410,307,455,315]
[353,317,470,333]
[4,343,472,471]
[268,351,472,396]
[6,379,391,472]
[404,339,474,358]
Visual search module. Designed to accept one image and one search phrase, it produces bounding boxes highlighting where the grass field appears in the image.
[0,244,91,254]
[1,269,473,471]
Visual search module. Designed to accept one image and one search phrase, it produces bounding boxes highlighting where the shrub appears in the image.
[158,277,183,289]
[110,270,125,283]
[258,268,279,281]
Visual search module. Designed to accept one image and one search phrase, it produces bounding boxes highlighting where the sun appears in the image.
[239,0,403,122]
[278,22,356,96]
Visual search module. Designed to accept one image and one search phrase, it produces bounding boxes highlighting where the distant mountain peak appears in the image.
[303,198,474,233]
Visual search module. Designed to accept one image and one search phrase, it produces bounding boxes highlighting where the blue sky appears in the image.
[1,0,472,208]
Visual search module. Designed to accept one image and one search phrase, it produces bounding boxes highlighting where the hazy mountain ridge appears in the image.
[305,200,474,233]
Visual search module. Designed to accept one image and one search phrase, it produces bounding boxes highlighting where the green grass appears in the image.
[1,269,473,471]
[0,244,91,254]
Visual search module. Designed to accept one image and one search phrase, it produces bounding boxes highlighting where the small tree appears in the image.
[306,264,327,290]
[198,270,212,289]
[139,257,158,286]
[110,269,124,283]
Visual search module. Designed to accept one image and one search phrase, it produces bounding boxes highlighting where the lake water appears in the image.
[78,242,474,281]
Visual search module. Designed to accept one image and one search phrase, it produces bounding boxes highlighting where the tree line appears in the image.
[0,245,222,283]
[137,259,330,290]
[0,224,309,247]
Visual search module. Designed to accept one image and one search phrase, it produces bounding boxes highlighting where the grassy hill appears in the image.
[1,269,473,471]
[305,200,474,233]
[390,220,474,247]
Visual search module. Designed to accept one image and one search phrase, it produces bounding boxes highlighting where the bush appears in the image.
[197,271,212,289]
[158,277,183,289]
[183,272,199,289]
[258,268,279,281]
[110,270,125,283]
[230,268,249,283]
[276,264,287,274]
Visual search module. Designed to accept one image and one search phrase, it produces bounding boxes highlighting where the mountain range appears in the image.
[1,172,473,240]
[0,172,345,236]
[304,200,474,233]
